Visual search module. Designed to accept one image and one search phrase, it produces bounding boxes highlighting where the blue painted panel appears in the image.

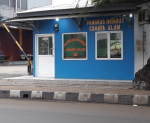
[33,16,134,80]
[1,17,7,20]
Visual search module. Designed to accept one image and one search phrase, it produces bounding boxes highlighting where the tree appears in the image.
[74,0,150,22]
[92,0,148,7]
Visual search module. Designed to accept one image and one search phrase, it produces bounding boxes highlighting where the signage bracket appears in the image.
[71,18,82,30]
[124,15,132,28]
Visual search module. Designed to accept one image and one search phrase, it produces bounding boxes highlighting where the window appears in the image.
[96,32,108,58]
[0,0,9,6]
[63,33,87,60]
[38,37,53,55]
[17,0,20,8]
[96,31,123,60]
[21,0,27,10]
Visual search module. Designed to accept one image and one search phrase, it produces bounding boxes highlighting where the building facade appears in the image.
[11,0,149,80]
[134,1,150,73]
[32,16,134,80]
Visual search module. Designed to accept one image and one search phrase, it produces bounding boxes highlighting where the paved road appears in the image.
[0,99,150,123]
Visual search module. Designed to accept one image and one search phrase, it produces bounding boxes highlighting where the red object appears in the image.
[114,46,117,54]
[74,53,77,56]
[114,34,117,54]
[0,28,33,61]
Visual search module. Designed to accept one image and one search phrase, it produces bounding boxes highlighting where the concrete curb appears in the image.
[0,90,149,106]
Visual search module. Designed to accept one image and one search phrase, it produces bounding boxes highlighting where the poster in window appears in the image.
[110,33,122,58]
[63,33,87,59]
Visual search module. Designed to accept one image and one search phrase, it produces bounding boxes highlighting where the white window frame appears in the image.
[62,32,88,60]
[95,31,123,60]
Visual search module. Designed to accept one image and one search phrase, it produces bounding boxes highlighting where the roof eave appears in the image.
[9,8,140,22]
[16,4,138,18]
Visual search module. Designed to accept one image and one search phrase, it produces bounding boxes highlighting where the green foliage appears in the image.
[70,0,149,23]
[92,0,143,6]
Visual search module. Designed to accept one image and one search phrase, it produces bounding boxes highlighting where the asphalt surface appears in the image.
[0,99,149,123]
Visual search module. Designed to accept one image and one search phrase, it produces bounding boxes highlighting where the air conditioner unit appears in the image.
[139,10,150,25]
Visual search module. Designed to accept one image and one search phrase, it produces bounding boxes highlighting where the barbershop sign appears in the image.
[86,18,125,31]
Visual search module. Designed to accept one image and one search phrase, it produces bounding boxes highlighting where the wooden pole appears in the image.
[19,28,22,46]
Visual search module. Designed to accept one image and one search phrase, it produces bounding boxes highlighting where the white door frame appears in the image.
[35,34,55,77]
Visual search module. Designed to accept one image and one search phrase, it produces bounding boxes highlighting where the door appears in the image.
[36,34,54,77]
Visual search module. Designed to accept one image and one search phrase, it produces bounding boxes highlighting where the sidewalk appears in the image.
[0,75,150,106]
[0,76,150,95]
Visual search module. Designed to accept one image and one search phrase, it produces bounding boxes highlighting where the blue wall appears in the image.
[33,16,134,80]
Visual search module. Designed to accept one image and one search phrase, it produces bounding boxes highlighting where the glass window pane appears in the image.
[10,0,15,7]
[97,33,108,58]
[21,0,27,10]
[0,0,9,6]
[38,37,49,55]
[17,0,20,8]
[63,33,87,59]
[110,33,122,58]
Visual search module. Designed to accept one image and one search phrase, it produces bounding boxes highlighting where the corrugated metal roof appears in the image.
[10,9,139,22]
[17,0,146,15]
[17,0,94,14]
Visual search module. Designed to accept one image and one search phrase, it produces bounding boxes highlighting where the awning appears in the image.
[8,9,140,22]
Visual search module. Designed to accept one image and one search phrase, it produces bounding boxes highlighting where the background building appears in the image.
[134,1,150,73]
[0,0,52,61]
